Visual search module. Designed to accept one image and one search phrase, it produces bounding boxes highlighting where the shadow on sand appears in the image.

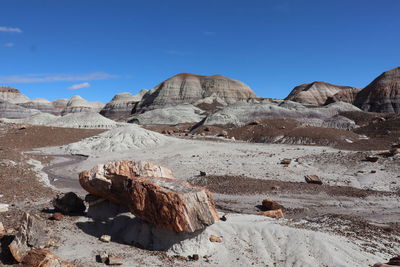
[76,199,205,251]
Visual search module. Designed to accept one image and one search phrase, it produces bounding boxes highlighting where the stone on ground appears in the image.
[79,160,219,232]
[21,249,76,267]
[52,192,86,214]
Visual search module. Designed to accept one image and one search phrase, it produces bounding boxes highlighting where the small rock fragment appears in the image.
[220,215,227,221]
[99,251,109,263]
[365,156,379,162]
[107,254,123,265]
[100,235,111,243]
[199,171,207,176]
[280,158,291,166]
[304,175,323,185]
[262,199,285,211]
[209,235,222,243]
[0,221,4,235]
[0,203,9,212]
[188,254,200,261]
[258,209,284,219]
[49,212,64,221]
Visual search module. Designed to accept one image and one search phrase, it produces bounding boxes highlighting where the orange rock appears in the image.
[209,235,223,243]
[258,209,284,219]
[79,161,219,233]
[21,249,76,267]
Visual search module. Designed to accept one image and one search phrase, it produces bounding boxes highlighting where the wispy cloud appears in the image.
[166,50,190,56]
[0,26,22,33]
[203,31,216,36]
[3,42,14,47]
[68,82,90,90]
[0,72,118,83]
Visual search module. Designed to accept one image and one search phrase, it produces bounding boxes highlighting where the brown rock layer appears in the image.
[355,67,400,113]
[286,81,357,106]
[79,161,219,232]
[136,73,256,112]
[324,88,361,105]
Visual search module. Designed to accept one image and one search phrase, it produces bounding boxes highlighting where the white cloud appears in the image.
[68,82,90,90]
[3,42,14,47]
[0,72,117,83]
[0,26,22,33]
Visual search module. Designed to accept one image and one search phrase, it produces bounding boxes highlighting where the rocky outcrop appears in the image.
[0,86,29,104]
[79,161,219,232]
[18,98,59,114]
[136,73,256,112]
[0,101,40,118]
[61,95,104,115]
[355,67,400,113]
[324,88,361,105]
[100,90,148,119]
[9,213,49,263]
[285,81,357,106]
[21,249,76,267]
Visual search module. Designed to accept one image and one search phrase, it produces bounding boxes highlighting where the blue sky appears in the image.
[0,0,399,103]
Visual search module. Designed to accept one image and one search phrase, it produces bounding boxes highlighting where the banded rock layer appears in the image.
[62,95,105,115]
[136,73,256,111]
[0,86,29,104]
[100,90,148,119]
[286,81,357,106]
[355,67,400,113]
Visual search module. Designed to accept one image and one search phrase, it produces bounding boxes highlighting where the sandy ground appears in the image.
[1,123,399,266]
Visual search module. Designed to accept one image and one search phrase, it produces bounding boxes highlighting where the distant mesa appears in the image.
[18,98,60,115]
[135,73,256,112]
[0,86,30,104]
[285,81,358,106]
[355,67,400,113]
[100,89,148,119]
[61,95,105,115]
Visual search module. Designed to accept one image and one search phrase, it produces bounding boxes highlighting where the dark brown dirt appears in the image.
[0,124,105,150]
[194,175,398,198]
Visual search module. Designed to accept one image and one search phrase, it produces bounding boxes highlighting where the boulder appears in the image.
[209,235,223,243]
[100,90,148,119]
[355,67,400,113]
[0,86,30,104]
[79,161,219,232]
[304,175,323,185]
[21,249,76,267]
[52,192,86,214]
[9,213,49,263]
[136,73,256,112]
[285,81,357,106]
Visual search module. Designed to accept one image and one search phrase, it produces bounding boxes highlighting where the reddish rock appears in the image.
[50,212,64,221]
[79,161,219,233]
[262,199,285,211]
[21,249,76,267]
[258,209,284,219]
[304,175,323,185]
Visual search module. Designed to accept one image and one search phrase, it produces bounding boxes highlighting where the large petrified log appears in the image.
[79,161,219,233]
[8,213,49,262]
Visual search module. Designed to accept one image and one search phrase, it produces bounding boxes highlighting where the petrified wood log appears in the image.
[21,249,76,267]
[79,161,219,233]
